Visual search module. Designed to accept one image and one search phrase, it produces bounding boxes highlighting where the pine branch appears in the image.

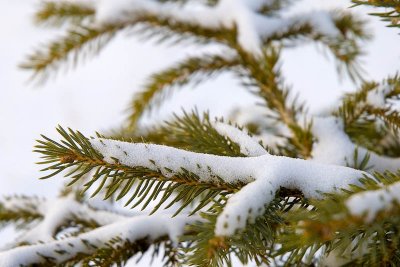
[275,172,400,265]
[23,7,236,82]
[352,0,400,29]
[0,194,132,253]
[0,214,197,266]
[34,125,368,237]
[72,237,173,267]
[35,1,95,27]
[236,47,313,158]
[20,24,120,82]
[125,111,246,157]
[34,126,240,217]
[16,195,128,244]
[23,0,369,84]
[261,12,369,81]
[0,196,44,230]
[181,197,287,267]
[128,55,240,129]
[325,12,370,82]
[336,75,400,155]
[131,13,237,46]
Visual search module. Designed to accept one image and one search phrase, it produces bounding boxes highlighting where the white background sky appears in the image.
[0,0,399,265]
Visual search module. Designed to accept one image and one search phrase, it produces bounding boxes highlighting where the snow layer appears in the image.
[311,117,400,172]
[229,105,289,149]
[90,138,367,236]
[0,214,197,266]
[89,0,343,55]
[212,121,268,156]
[3,195,127,245]
[366,82,392,109]
[346,181,400,222]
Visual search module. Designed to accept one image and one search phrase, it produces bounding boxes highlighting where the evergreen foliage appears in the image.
[352,0,400,28]
[1,0,400,266]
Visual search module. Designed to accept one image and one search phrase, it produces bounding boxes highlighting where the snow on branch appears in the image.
[312,116,400,172]
[212,121,268,156]
[90,137,367,236]
[0,214,197,266]
[1,196,45,216]
[346,181,400,222]
[365,78,400,109]
[11,195,127,244]
[85,0,344,55]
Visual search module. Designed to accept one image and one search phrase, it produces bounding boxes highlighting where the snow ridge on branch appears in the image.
[211,121,268,157]
[346,181,400,222]
[0,213,197,267]
[90,136,368,236]
[87,0,342,55]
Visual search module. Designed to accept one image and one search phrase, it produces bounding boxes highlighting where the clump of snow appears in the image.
[346,181,400,222]
[3,195,127,245]
[0,214,197,266]
[90,139,260,184]
[2,196,45,215]
[311,116,400,172]
[87,0,345,55]
[365,83,392,109]
[212,121,268,156]
[90,138,367,236]
[216,155,368,235]
[229,105,289,149]
[311,117,356,166]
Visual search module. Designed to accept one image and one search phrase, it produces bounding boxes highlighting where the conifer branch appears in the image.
[20,24,120,82]
[181,197,290,267]
[23,0,370,84]
[126,111,247,157]
[0,214,197,266]
[35,125,368,237]
[131,13,237,46]
[9,1,399,265]
[0,194,133,253]
[336,75,400,155]
[35,1,95,27]
[261,12,369,81]
[236,48,313,158]
[76,236,181,267]
[128,55,240,129]
[34,126,241,216]
[0,196,44,229]
[275,173,400,265]
[352,0,400,29]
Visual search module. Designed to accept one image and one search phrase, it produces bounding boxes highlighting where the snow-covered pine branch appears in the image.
[346,180,400,222]
[211,121,268,157]
[9,0,400,265]
[4,195,127,244]
[24,0,367,84]
[0,213,198,266]
[94,0,342,56]
[32,112,400,238]
[89,136,367,236]
[312,117,400,172]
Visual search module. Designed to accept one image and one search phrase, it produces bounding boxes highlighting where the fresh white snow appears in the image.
[311,116,400,172]
[91,0,343,55]
[365,81,393,109]
[212,121,268,156]
[9,195,127,244]
[1,0,400,265]
[0,213,197,267]
[90,137,367,236]
[346,181,400,222]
